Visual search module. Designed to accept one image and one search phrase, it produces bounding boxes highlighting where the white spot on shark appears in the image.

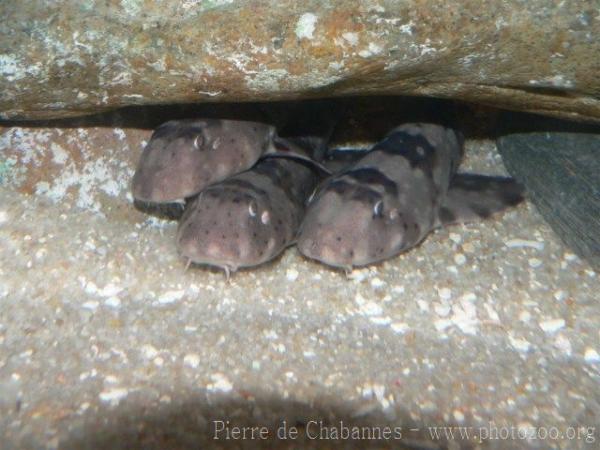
[261,210,270,225]
[212,137,222,150]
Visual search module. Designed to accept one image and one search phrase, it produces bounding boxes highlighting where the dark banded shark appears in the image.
[176,137,327,278]
[131,118,333,209]
[297,123,525,270]
[132,119,278,204]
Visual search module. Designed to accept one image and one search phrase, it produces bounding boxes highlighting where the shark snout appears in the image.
[177,229,242,268]
[297,228,357,269]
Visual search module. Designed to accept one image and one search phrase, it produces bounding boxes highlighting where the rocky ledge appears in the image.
[1,0,599,122]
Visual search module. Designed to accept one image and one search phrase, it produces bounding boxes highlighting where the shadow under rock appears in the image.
[0,96,469,143]
[2,95,599,142]
[58,389,471,450]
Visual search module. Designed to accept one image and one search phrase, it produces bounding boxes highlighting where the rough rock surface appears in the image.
[498,132,600,270]
[1,0,599,122]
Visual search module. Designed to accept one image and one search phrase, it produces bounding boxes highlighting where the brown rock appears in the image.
[1,1,599,122]
[0,120,151,222]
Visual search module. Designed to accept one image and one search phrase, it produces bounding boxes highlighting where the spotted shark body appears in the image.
[132,119,279,203]
[176,137,325,276]
[297,123,525,270]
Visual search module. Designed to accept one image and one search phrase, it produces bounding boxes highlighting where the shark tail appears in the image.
[437,174,525,226]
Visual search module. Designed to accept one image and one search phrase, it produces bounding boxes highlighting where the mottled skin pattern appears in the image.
[132,119,276,203]
[297,123,524,270]
[176,139,321,275]
[438,174,524,226]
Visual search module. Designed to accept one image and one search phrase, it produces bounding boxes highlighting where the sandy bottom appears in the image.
[0,138,598,450]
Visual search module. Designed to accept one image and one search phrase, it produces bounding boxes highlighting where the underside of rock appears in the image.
[1,0,599,122]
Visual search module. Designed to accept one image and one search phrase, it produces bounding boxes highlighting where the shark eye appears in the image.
[373,200,383,218]
[193,134,205,150]
[248,200,257,217]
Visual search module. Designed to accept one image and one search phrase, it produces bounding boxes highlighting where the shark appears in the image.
[176,137,327,277]
[131,119,278,204]
[297,123,525,271]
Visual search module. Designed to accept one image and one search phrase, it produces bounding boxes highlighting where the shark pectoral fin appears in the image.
[266,135,333,174]
[437,174,526,227]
